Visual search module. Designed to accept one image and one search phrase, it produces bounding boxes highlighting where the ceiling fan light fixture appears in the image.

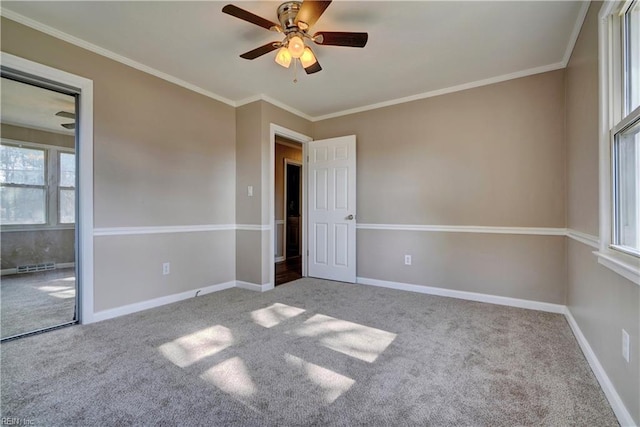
[299,47,317,68]
[287,35,305,59]
[275,47,292,68]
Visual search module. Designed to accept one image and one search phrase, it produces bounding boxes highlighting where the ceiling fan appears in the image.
[56,111,75,130]
[222,1,368,75]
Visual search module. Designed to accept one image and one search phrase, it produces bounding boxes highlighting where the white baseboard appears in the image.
[236,281,273,292]
[275,256,285,263]
[262,282,275,291]
[356,276,634,426]
[91,281,236,323]
[564,309,636,427]
[356,277,566,314]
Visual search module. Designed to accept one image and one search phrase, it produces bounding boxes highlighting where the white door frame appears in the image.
[1,52,95,324]
[283,158,303,261]
[269,124,312,288]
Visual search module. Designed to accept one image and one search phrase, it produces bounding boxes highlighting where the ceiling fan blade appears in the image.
[222,4,280,31]
[313,31,368,48]
[304,60,322,75]
[61,123,75,130]
[55,111,75,119]
[240,42,280,60]
[295,1,332,29]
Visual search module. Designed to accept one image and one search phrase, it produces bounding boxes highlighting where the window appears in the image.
[0,141,75,228]
[624,1,639,113]
[0,145,47,224]
[613,119,639,255]
[599,0,640,283]
[59,152,76,224]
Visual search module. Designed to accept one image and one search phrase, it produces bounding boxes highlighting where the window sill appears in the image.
[594,250,640,285]
[0,224,75,233]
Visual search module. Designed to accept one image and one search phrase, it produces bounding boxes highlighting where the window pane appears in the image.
[59,152,76,188]
[59,189,75,224]
[0,145,45,185]
[614,120,640,252]
[0,187,46,224]
[627,1,639,112]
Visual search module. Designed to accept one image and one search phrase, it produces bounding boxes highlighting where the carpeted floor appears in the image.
[1,268,76,339]
[0,278,618,426]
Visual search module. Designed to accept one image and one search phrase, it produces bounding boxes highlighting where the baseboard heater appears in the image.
[16,262,56,274]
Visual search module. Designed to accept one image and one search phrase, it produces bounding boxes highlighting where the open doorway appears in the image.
[0,76,78,340]
[275,137,303,286]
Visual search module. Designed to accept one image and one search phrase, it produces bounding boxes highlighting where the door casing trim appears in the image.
[269,124,312,288]
[1,52,95,324]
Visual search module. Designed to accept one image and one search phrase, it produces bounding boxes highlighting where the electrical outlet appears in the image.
[404,255,412,265]
[247,186,253,197]
[162,262,170,275]
[622,329,630,363]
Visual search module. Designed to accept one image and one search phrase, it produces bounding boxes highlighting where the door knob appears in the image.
[346,214,354,220]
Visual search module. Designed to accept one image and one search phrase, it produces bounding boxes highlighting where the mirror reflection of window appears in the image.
[0,76,78,340]
[0,144,47,224]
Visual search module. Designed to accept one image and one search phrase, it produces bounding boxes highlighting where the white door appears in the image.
[308,135,356,283]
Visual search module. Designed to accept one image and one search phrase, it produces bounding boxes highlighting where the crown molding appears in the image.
[2,7,585,124]
[311,62,565,122]
[236,94,314,122]
[562,1,591,66]
[0,8,236,108]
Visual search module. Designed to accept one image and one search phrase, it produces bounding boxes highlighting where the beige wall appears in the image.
[359,231,566,304]
[565,3,639,423]
[314,71,565,227]
[94,231,234,311]
[313,70,566,303]
[565,4,600,236]
[1,123,75,149]
[1,229,75,269]
[1,17,236,311]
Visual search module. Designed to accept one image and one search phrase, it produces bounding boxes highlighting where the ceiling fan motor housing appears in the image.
[277,1,303,32]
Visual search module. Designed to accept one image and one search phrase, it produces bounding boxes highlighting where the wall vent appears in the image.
[16,263,56,274]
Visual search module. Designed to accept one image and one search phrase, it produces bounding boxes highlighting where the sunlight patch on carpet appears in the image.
[37,285,73,292]
[49,289,76,299]
[159,325,233,368]
[251,303,305,328]
[37,284,76,299]
[200,357,256,398]
[285,353,355,403]
[292,314,396,362]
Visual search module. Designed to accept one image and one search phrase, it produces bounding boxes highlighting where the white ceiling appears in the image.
[1,1,586,119]
[1,77,76,135]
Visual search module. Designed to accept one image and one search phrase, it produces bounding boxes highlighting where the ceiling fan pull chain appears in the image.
[293,59,298,83]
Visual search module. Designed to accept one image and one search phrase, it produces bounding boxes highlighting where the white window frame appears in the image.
[0,138,75,231]
[57,150,76,225]
[597,0,640,285]
[0,142,47,225]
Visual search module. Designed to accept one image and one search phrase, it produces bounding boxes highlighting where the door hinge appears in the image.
[307,250,309,256]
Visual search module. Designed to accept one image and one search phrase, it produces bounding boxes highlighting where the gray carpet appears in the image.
[0,278,618,426]
[1,268,76,339]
